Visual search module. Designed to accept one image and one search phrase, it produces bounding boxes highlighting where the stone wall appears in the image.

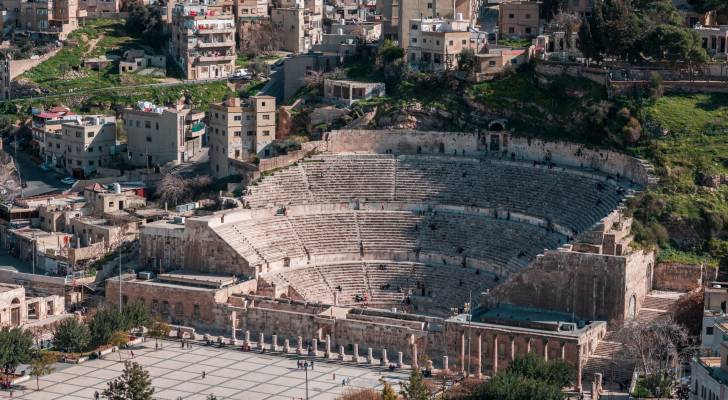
[259,140,327,173]
[653,262,703,292]
[139,223,186,270]
[182,219,255,277]
[327,130,654,186]
[485,247,654,325]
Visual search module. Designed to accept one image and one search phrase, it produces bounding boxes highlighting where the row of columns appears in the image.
[455,333,582,391]
[233,331,413,367]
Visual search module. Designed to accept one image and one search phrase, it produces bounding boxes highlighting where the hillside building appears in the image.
[123,101,206,168]
[42,115,117,178]
[208,95,276,178]
[407,17,482,70]
[499,0,540,38]
[3,0,83,40]
[170,2,236,80]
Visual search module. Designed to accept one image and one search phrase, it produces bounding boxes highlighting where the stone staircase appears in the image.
[582,291,682,391]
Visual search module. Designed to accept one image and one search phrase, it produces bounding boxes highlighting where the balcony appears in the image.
[197,40,235,48]
[197,54,236,62]
[186,122,206,139]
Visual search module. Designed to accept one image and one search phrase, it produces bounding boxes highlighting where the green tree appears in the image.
[379,40,405,65]
[147,319,171,347]
[400,368,429,400]
[507,353,574,388]
[29,352,56,391]
[126,3,168,50]
[53,318,91,353]
[382,379,398,400]
[469,371,565,400]
[0,327,33,374]
[122,302,150,331]
[89,308,124,348]
[109,331,129,361]
[102,361,155,400]
[458,48,477,74]
[644,24,707,63]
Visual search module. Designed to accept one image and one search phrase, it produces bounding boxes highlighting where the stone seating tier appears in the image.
[244,154,626,233]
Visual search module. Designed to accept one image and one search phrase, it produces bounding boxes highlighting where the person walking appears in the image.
[202,371,206,379]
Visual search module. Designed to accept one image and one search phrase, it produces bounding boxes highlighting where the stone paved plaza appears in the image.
[4,340,409,400]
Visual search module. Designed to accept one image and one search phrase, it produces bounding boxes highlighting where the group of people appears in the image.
[296,360,314,370]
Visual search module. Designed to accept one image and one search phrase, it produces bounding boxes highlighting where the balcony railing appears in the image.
[197,40,235,48]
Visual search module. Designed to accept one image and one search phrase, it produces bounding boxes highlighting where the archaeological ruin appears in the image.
[109,128,667,389]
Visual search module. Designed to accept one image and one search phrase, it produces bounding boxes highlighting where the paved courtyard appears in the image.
[4,340,409,400]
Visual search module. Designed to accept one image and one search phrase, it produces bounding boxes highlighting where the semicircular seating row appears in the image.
[259,261,494,316]
[213,210,566,276]
[244,154,626,233]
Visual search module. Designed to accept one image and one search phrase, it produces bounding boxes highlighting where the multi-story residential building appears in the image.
[0,54,10,100]
[376,0,472,46]
[691,338,728,400]
[234,0,268,53]
[499,1,540,38]
[123,101,206,168]
[43,115,116,178]
[271,0,322,53]
[77,0,118,16]
[208,95,276,178]
[3,0,83,40]
[32,107,78,163]
[330,20,381,42]
[407,17,481,70]
[170,2,236,80]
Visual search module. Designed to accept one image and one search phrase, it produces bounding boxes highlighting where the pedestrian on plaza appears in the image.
[130,350,134,358]
[333,373,336,381]
[94,391,99,399]
[310,361,314,370]
[155,342,159,351]
[342,379,346,386]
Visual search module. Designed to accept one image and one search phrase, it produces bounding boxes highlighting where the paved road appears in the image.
[13,149,68,197]
[261,65,285,105]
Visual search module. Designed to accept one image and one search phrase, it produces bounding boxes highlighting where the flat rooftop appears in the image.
[158,272,237,288]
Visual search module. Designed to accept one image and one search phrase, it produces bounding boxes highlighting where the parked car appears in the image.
[60,177,76,185]
[231,68,252,80]
[39,164,51,172]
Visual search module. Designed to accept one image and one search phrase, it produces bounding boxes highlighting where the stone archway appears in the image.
[627,294,637,320]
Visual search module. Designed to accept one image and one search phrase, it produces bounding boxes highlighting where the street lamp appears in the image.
[304,361,309,400]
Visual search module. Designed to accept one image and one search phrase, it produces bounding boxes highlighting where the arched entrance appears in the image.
[627,294,637,320]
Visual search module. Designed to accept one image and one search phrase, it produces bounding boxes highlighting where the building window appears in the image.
[146,136,152,142]
[175,302,183,316]
[525,13,531,18]
[411,24,418,30]
[427,2,432,7]
[509,13,514,18]
[448,40,453,46]
[108,201,114,208]
[75,132,82,138]
[261,102,266,106]
[247,130,254,136]
[462,40,467,45]
[412,38,418,43]
[87,132,94,138]
[234,115,241,121]
[193,304,200,318]
[145,121,151,128]
[155,122,159,130]
[263,130,270,136]
[706,326,714,335]
[234,131,241,137]
[489,60,496,66]
[262,114,270,120]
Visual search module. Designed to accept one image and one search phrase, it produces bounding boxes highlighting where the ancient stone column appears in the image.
[509,336,515,361]
[576,344,583,392]
[492,334,498,375]
[297,336,304,355]
[271,335,278,351]
[259,333,265,350]
[412,342,419,369]
[476,334,483,379]
[460,333,466,375]
[367,347,374,364]
[560,342,566,360]
[230,311,237,342]
[244,330,251,348]
[325,335,332,358]
[397,351,403,368]
[284,338,290,353]
[353,344,360,362]
[443,356,449,372]
[526,338,531,354]
[339,345,346,360]
[543,339,549,361]
[310,338,318,356]
[381,348,389,365]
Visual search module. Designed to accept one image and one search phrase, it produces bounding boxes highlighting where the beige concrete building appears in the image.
[407,17,481,70]
[271,6,322,53]
[208,95,276,178]
[377,0,473,47]
[31,107,78,164]
[691,339,728,400]
[474,47,530,80]
[323,79,385,105]
[499,1,540,38]
[3,0,82,40]
[0,283,65,328]
[43,115,117,178]
[119,50,166,74]
[234,0,269,53]
[77,0,118,16]
[123,101,206,168]
[170,2,236,80]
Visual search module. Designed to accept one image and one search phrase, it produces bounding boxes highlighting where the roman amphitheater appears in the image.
[112,128,677,392]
